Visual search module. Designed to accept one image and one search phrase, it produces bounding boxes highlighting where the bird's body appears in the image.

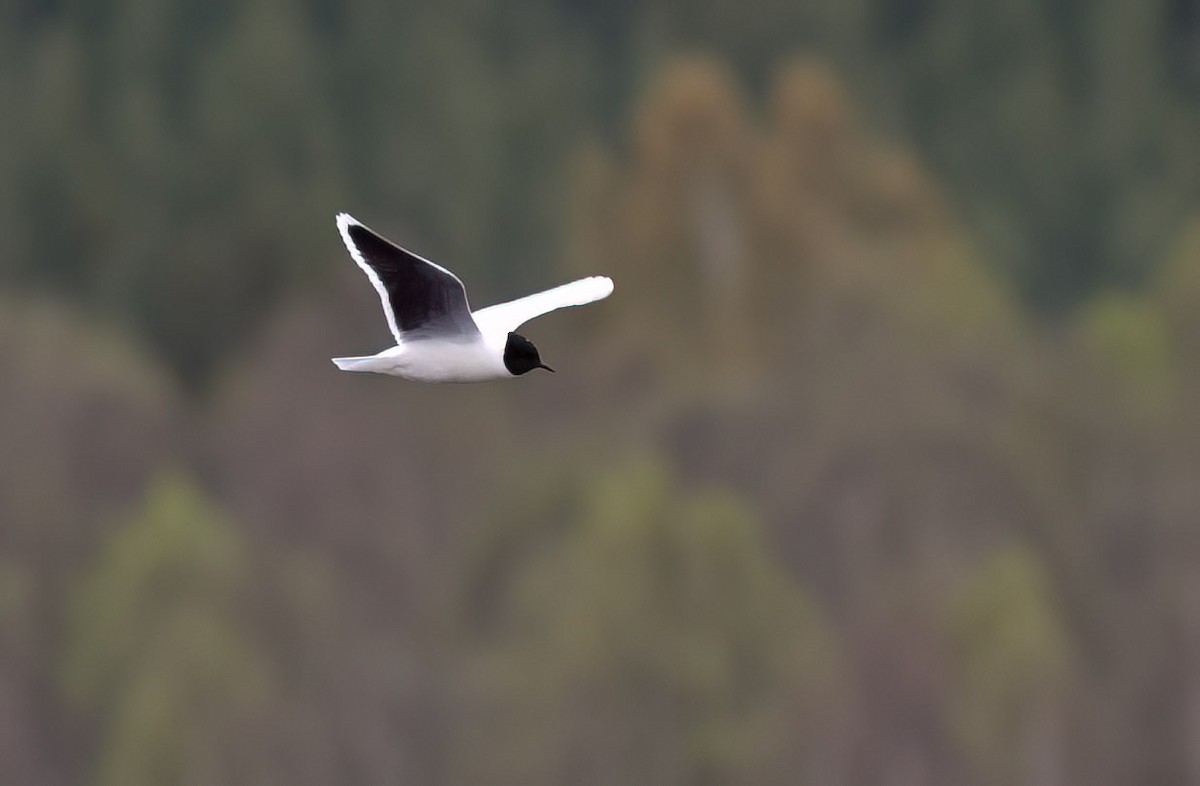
[331,213,613,383]
[333,338,507,382]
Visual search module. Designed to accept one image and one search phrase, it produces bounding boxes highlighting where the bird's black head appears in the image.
[503,332,554,376]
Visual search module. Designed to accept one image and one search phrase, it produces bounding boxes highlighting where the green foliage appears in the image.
[951,546,1072,783]
[0,298,177,551]
[564,0,1200,310]
[4,0,1197,387]
[2,0,604,386]
[62,475,272,786]
[1155,215,1200,371]
[459,457,833,784]
[1078,292,1176,414]
[578,56,1022,391]
[844,0,1200,309]
[2,3,1199,782]
[0,299,181,785]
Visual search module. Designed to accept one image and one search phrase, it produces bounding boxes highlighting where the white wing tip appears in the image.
[335,213,365,263]
[583,275,614,302]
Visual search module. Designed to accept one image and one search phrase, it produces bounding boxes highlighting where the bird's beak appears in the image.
[538,363,555,373]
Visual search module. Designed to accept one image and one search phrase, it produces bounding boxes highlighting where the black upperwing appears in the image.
[339,215,480,341]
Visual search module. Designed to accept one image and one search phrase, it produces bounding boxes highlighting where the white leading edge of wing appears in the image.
[337,212,403,344]
[472,276,614,336]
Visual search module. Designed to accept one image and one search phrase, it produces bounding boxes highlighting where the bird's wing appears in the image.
[336,213,480,342]
[472,276,614,335]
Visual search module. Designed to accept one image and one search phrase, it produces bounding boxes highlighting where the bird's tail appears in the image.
[332,356,381,372]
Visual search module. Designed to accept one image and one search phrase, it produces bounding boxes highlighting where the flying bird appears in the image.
[331,213,614,382]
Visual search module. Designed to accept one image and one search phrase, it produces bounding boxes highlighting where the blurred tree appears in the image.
[206,286,528,785]
[567,0,1200,310]
[1037,300,1194,784]
[61,475,274,786]
[1156,216,1200,381]
[457,457,837,785]
[2,0,603,388]
[951,546,1073,786]
[1076,292,1176,416]
[5,0,1197,387]
[577,57,1023,394]
[574,56,1083,784]
[863,0,1200,309]
[624,57,754,377]
[2,3,1200,781]
[0,300,176,785]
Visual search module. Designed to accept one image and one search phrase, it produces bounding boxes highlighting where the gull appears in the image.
[331,213,614,382]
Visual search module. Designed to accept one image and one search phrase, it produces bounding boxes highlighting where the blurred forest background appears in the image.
[3,0,1200,784]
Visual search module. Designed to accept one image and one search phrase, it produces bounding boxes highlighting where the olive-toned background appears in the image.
[3,1,1200,783]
